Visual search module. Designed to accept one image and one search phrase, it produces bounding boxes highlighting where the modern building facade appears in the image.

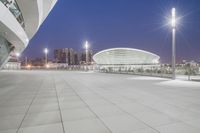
[3,61,21,70]
[93,48,160,65]
[54,48,93,65]
[0,0,57,68]
[2,55,20,70]
[54,48,76,65]
[93,48,160,72]
[80,50,93,65]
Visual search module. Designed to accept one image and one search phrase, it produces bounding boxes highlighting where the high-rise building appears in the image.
[54,48,77,65]
[69,48,75,65]
[80,50,93,64]
[54,48,93,65]
[74,51,79,65]
[0,0,57,68]
[54,49,66,63]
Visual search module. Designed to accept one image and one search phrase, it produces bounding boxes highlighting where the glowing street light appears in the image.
[15,52,20,62]
[43,48,48,66]
[172,8,176,28]
[16,52,20,57]
[26,64,31,69]
[171,8,176,80]
[84,41,89,64]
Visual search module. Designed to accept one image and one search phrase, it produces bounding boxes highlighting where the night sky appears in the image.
[22,0,200,63]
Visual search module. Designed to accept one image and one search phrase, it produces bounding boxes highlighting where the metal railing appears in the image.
[98,65,200,82]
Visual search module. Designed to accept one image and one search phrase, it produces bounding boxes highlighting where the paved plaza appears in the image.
[0,70,200,133]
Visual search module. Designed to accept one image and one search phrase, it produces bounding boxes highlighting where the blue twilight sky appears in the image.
[22,0,200,63]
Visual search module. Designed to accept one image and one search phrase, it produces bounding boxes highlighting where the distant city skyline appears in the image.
[22,0,200,63]
[19,47,93,66]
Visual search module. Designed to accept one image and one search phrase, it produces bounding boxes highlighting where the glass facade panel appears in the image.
[0,0,25,28]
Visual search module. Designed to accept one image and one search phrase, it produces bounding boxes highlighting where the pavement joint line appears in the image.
[52,74,66,133]
[75,77,161,133]
[1,71,200,133]
[98,78,195,125]
[62,76,113,133]
[16,79,44,133]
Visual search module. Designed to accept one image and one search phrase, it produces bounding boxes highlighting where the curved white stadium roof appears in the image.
[93,48,160,65]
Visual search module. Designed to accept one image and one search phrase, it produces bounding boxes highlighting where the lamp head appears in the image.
[85,41,89,49]
[171,8,176,28]
[44,48,48,54]
[16,52,20,57]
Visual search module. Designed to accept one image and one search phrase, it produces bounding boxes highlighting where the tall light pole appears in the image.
[84,41,89,64]
[25,57,28,66]
[44,48,48,66]
[171,8,176,80]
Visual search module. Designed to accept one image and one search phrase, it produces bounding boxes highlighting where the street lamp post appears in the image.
[44,48,48,66]
[84,41,89,64]
[25,57,28,66]
[171,8,176,80]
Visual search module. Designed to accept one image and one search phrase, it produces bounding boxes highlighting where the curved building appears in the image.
[93,48,160,65]
[0,0,57,67]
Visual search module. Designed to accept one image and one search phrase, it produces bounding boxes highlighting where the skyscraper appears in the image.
[54,48,76,65]
[80,50,93,64]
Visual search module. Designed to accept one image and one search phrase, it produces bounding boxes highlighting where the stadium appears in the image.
[93,48,160,72]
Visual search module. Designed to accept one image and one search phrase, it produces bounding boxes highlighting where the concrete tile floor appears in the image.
[0,70,200,133]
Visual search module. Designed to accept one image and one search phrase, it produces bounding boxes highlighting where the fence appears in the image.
[10,63,200,82]
[97,64,200,82]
